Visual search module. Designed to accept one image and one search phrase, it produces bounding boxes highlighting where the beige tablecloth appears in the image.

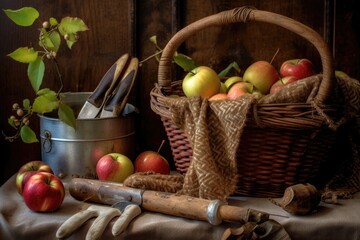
[1,174,359,240]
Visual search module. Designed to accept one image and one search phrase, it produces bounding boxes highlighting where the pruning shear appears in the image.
[77,53,139,119]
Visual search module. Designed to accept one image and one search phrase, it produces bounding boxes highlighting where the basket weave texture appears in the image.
[150,7,350,199]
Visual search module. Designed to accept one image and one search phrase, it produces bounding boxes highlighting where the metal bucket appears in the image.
[39,92,135,179]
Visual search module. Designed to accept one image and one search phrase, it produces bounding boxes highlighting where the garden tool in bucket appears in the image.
[40,54,139,178]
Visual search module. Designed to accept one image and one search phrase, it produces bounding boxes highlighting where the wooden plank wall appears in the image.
[1,0,359,184]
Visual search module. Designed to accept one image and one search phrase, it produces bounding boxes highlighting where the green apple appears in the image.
[96,153,134,183]
[251,89,264,99]
[224,76,243,91]
[219,82,227,93]
[182,66,221,98]
[242,61,279,94]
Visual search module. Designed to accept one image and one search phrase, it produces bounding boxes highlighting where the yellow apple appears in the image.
[243,61,279,94]
[182,66,221,98]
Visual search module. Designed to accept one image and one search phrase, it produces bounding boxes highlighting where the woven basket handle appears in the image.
[158,6,334,105]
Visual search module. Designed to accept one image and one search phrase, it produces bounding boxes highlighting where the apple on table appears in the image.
[182,66,221,98]
[22,172,65,212]
[134,150,171,175]
[96,153,134,183]
[16,160,54,195]
[279,58,316,79]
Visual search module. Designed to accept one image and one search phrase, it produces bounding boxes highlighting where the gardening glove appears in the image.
[56,203,141,240]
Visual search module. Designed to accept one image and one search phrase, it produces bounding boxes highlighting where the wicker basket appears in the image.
[150,7,340,197]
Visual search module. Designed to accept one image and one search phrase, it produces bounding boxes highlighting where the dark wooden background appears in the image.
[1,0,359,185]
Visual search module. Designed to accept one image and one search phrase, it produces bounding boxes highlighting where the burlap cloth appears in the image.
[162,74,360,201]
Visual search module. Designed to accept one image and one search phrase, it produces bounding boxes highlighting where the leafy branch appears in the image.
[2,7,88,143]
[149,35,240,77]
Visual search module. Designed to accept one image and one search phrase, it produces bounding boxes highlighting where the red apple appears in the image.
[22,172,65,212]
[182,66,221,98]
[134,151,170,174]
[279,58,316,79]
[227,82,254,100]
[270,76,298,94]
[242,61,279,94]
[96,153,134,182]
[16,160,54,195]
[209,93,228,101]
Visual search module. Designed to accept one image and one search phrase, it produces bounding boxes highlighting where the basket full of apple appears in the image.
[150,6,349,198]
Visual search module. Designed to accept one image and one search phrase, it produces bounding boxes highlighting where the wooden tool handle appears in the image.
[142,190,269,224]
[69,178,143,205]
[69,178,269,225]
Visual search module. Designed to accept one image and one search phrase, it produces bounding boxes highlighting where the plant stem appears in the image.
[52,58,63,96]
[157,139,165,154]
[270,48,280,65]
[38,28,64,96]
[139,50,163,66]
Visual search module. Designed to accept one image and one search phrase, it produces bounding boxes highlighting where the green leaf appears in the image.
[66,40,75,49]
[58,102,76,129]
[23,99,31,111]
[58,17,89,35]
[218,61,241,78]
[20,125,39,143]
[64,33,77,49]
[7,47,38,63]
[173,53,197,72]
[8,117,16,129]
[149,35,163,51]
[28,57,45,92]
[3,7,39,27]
[37,88,56,96]
[32,91,59,113]
[41,31,61,52]
[49,17,58,27]
[149,35,157,45]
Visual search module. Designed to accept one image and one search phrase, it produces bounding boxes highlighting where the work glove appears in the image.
[56,202,141,240]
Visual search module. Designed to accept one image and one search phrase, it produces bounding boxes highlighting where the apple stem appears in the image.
[270,48,280,65]
[157,140,165,154]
